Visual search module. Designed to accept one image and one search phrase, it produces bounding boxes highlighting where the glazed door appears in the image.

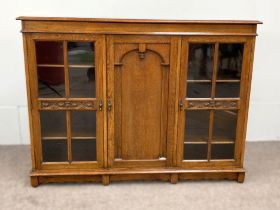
[27,34,105,170]
[107,35,175,168]
[177,36,252,168]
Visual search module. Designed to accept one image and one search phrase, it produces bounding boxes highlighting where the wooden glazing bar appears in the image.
[207,43,219,161]
[63,41,70,97]
[207,110,214,161]
[211,43,219,99]
[64,41,72,163]
[66,111,72,162]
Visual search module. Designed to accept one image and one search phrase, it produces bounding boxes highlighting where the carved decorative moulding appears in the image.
[186,100,239,110]
[39,100,97,110]
[114,43,170,67]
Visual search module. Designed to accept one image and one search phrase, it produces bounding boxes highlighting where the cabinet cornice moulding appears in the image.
[17,16,261,36]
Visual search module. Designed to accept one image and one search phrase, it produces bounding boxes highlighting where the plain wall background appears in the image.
[0,0,279,144]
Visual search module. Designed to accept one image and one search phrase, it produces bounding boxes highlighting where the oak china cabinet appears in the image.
[17,17,261,186]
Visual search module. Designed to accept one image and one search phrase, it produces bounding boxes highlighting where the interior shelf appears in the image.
[37,64,95,68]
[42,137,96,140]
[187,79,240,83]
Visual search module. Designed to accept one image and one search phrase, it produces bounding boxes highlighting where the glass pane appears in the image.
[217,44,244,80]
[38,67,65,98]
[187,82,211,98]
[185,111,209,142]
[42,140,68,162]
[215,82,240,98]
[184,144,208,160]
[187,44,214,80]
[36,41,63,64]
[68,42,94,65]
[213,110,237,141]
[69,68,95,98]
[211,144,235,159]
[72,139,96,161]
[40,111,66,138]
[71,111,96,137]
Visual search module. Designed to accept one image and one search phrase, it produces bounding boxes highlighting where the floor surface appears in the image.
[0,142,279,210]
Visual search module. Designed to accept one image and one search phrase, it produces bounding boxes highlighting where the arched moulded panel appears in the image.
[112,42,170,160]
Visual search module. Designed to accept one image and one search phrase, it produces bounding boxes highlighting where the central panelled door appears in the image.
[107,35,176,168]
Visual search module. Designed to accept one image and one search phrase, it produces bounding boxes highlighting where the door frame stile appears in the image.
[106,35,115,168]
[169,36,182,167]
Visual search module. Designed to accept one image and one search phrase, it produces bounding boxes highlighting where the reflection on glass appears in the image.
[38,67,65,98]
[36,41,65,98]
[36,41,64,64]
[71,111,96,137]
[187,44,214,80]
[68,42,94,65]
[217,44,244,80]
[211,144,235,159]
[187,82,211,98]
[213,110,237,141]
[72,140,96,161]
[215,82,240,98]
[69,68,95,98]
[42,140,68,162]
[40,111,66,138]
[184,144,208,160]
[185,111,209,142]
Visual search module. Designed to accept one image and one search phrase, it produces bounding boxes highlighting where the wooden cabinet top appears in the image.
[17,16,261,36]
[16,16,262,24]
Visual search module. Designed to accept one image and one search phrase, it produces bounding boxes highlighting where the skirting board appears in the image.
[30,168,245,187]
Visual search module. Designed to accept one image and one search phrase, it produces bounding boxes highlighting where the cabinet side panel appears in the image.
[22,34,35,169]
[26,35,43,168]
[239,37,256,166]
[23,34,40,169]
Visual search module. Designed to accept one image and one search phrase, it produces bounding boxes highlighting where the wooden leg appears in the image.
[237,172,245,183]
[170,174,178,184]
[30,176,39,187]
[102,175,110,186]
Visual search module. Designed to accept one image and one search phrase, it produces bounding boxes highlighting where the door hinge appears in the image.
[179,100,184,111]
[107,98,112,111]
[99,99,103,111]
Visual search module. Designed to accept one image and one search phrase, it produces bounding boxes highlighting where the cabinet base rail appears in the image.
[30,168,245,187]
